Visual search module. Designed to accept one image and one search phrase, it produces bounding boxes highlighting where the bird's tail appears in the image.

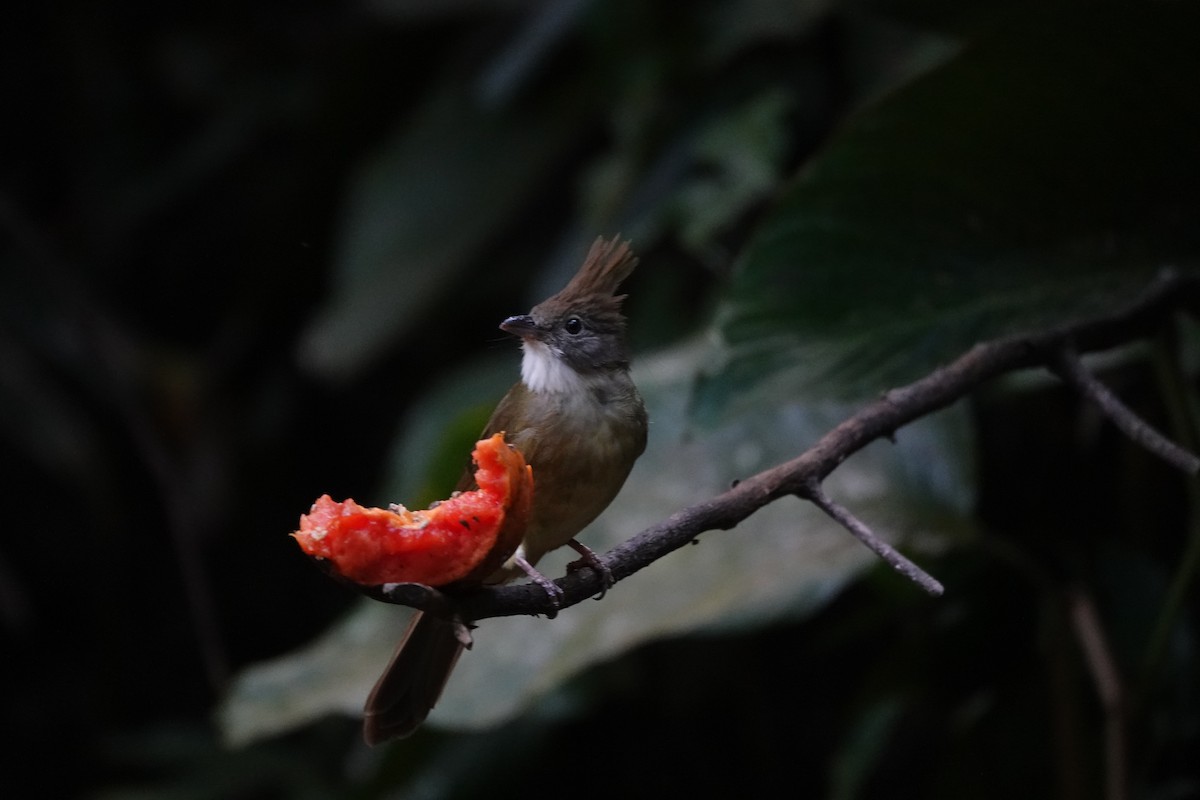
[362,610,466,745]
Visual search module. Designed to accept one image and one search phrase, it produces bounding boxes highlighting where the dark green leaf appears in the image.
[297,89,584,379]
[699,2,1200,416]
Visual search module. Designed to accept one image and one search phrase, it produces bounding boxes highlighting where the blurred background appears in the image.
[2,1,1199,798]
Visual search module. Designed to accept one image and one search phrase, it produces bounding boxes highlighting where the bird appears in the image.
[362,235,648,744]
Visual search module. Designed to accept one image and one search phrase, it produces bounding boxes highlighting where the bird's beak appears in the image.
[499,314,538,339]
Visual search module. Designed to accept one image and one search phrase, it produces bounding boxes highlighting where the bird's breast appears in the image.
[509,375,646,565]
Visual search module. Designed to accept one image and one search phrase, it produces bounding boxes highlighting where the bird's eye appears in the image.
[564,317,583,334]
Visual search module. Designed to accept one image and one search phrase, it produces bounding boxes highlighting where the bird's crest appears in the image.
[544,236,638,312]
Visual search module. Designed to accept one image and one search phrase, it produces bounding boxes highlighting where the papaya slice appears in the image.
[292,433,532,586]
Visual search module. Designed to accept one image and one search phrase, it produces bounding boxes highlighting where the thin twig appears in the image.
[1051,347,1200,474]
[800,479,944,596]
[1065,587,1127,800]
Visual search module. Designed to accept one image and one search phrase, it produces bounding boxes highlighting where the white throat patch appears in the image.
[520,339,585,395]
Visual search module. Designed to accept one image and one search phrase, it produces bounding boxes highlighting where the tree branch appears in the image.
[800,478,945,596]
[372,270,1200,621]
[1050,346,1200,474]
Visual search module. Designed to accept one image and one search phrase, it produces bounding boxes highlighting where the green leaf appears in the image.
[698,2,1200,415]
[217,601,404,747]
[670,88,796,252]
[296,88,582,380]
[380,353,515,508]
[828,696,907,800]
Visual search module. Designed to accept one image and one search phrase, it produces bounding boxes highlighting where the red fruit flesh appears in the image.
[292,433,532,587]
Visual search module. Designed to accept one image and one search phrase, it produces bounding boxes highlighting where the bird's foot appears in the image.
[515,555,563,618]
[565,539,614,600]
